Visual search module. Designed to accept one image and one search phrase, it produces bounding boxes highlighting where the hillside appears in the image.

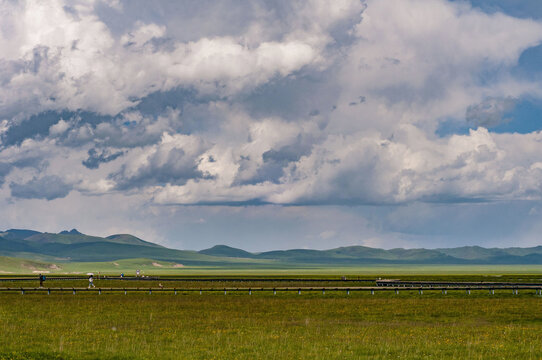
[199,244,542,265]
[0,228,541,267]
[0,229,234,264]
[199,245,257,258]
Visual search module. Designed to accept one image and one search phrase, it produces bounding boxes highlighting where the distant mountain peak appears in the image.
[59,229,82,235]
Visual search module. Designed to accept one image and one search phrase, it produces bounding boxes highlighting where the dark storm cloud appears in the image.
[10,176,71,200]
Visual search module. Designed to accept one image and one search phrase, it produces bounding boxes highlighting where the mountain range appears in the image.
[0,228,541,267]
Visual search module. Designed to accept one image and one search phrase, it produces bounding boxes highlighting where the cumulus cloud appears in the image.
[111,132,209,189]
[0,0,356,121]
[1,0,542,237]
[48,118,70,135]
[151,126,542,205]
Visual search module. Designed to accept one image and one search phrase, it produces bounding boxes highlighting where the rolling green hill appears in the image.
[199,244,542,265]
[199,245,257,258]
[0,229,541,269]
[0,229,226,264]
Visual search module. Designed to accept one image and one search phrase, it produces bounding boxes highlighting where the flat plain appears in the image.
[1,274,541,359]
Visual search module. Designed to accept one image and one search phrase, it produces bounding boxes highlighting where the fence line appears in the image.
[376,280,542,287]
[2,285,542,296]
[0,276,375,282]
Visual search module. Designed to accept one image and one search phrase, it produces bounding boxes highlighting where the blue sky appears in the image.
[1,0,542,251]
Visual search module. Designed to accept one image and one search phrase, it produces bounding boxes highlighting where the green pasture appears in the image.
[1,290,541,359]
[2,272,542,359]
[1,254,542,275]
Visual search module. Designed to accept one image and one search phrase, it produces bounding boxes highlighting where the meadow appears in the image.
[0,274,542,359]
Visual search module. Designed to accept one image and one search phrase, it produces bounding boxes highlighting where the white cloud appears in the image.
[120,22,166,48]
[0,0,356,119]
[49,119,70,135]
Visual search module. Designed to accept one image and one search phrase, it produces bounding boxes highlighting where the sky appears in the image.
[1,0,542,251]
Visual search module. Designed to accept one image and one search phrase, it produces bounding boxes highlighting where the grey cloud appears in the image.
[10,156,46,170]
[111,134,210,190]
[112,151,207,189]
[10,176,71,200]
[0,155,47,188]
[134,88,197,117]
[2,110,110,147]
[466,97,517,128]
[6,88,214,150]
[0,162,12,186]
[82,148,124,169]
[241,67,341,122]
[254,138,314,184]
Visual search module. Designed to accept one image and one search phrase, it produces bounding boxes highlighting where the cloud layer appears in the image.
[1,0,542,249]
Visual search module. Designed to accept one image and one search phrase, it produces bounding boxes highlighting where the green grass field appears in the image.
[2,255,542,275]
[1,291,541,359]
[1,274,542,359]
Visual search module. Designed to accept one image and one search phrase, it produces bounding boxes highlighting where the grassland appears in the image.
[1,291,541,359]
[1,274,542,359]
[2,255,542,276]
